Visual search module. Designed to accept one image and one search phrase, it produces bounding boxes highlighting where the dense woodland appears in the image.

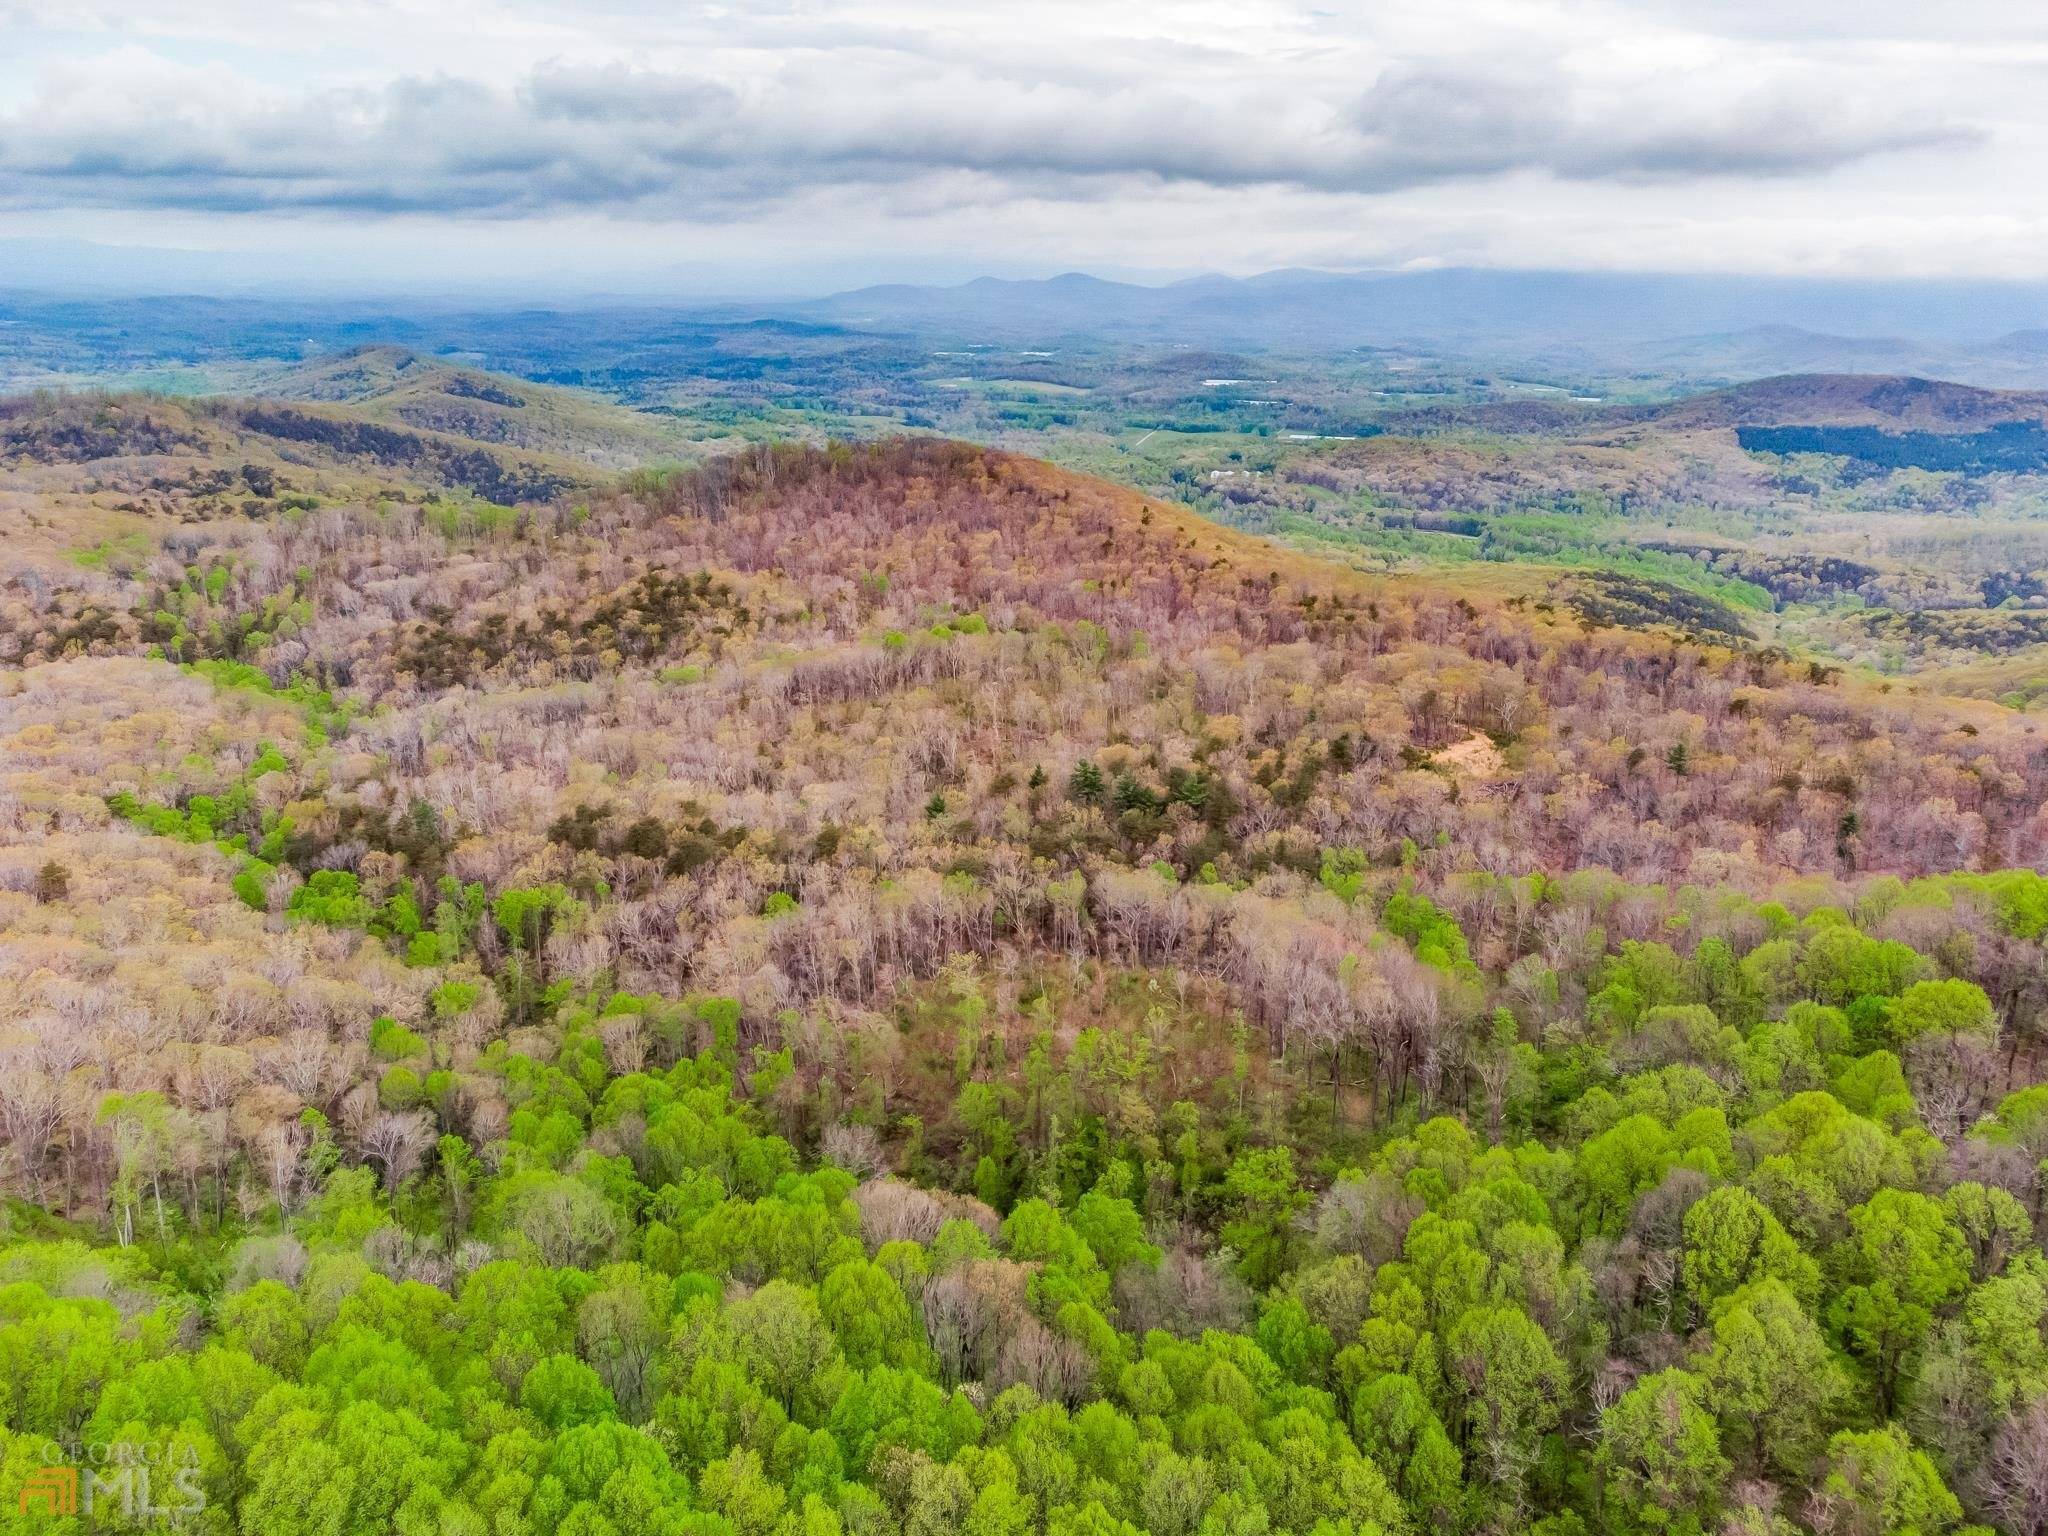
[7,427,2048,1534]
[1736,424,2048,478]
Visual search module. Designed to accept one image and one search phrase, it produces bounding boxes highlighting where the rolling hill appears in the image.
[247,345,738,469]
[8,381,2048,1536]
[1635,374,2048,432]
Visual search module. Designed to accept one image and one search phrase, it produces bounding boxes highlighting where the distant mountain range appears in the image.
[772,269,2048,385]
[1629,326,2048,391]
[15,240,2048,389]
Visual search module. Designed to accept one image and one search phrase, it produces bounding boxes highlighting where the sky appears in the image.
[3,0,2047,296]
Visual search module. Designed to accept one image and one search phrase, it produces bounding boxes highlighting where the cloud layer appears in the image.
[0,0,2035,283]
[0,47,1973,216]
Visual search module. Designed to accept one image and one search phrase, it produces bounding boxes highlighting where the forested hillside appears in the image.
[5,415,2048,1535]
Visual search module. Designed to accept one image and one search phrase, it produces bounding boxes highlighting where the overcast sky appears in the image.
[4,0,2046,294]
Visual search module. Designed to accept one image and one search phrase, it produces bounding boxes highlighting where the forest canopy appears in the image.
[4,426,2048,1535]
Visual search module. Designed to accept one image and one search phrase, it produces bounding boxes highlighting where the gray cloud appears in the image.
[1349,64,1975,186]
[0,42,1977,221]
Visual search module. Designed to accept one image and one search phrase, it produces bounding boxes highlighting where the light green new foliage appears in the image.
[819,1259,924,1372]
[1349,1371,1463,1530]
[1680,1186,1820,1315]
[17,834,2048,1536]
[1443,1304,1566,1500]
[1815,1426,1964,1536]
[1953,1256,2048,1413]
[1596,1368,1728,1535]
[1831,1189,1972,1413]
[1887,978,1996,1044]
[1942,1182,2033,1283]
[1699,1277,1843,1478]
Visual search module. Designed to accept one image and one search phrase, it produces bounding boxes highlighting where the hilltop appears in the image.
[8,412,2038,882]
[20,344,2048,695]
[0,354,793,598]
[1635,374,2048,432]
[248,345,737,468]
[10,388,2048,1536]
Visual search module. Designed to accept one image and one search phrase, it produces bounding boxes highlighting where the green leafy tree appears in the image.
[1887,978,1996,1045]
[1444,1304,1566,1519]
[725,1279,844,1420]
[1831,1189,1970,1414]
[1699,1277,1844,1478]
[287,869,372,928]
[1350,1371,1464,1530]
[523,1352,620,1429]
[820,1259,924,1371]
[1681,1185,1822,1316]
[1596,1368,1728,1535]
[1810,1426,1962,1536]
[219,1280,311,1377]
[1221,1148,1309,1286]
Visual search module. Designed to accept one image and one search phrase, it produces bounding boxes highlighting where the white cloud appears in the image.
[0,0,2033,285]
